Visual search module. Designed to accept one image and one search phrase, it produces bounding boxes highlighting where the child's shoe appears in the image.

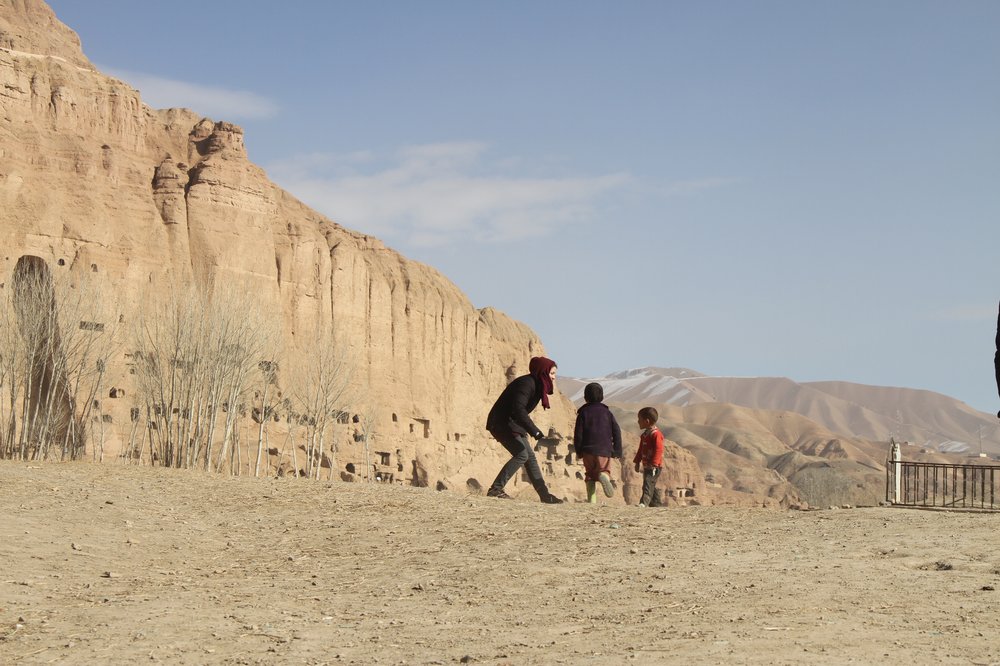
[540,493,564,504]
[487,488,513,499]
[586,481,597,504]
[598,472,614,498]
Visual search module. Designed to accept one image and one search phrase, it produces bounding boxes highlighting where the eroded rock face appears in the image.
[0,0,90,69]
[0,0,593,498]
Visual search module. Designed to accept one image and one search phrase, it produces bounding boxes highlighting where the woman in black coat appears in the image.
[485,356,563,503]
[995,300,999,419]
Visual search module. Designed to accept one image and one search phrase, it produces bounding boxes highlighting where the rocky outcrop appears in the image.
[0,0,90,69]
[0,1,588,498]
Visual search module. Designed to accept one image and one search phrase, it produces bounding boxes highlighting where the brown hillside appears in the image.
[805,380,1000,451]
[685,375,1000,454]
[560,368,1000,458]
[608,401,981,509]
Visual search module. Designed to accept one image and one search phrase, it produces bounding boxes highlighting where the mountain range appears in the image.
[559,367,999,508]
[560,367,1000,456]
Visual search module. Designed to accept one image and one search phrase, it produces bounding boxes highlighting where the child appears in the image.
[633,406,664,507]
[573,383,623,503]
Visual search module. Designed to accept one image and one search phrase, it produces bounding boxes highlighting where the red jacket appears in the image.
[633,427,664,468]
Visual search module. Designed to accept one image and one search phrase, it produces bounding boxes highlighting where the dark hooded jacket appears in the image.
[486,374,544,438]
[573,383,623,458]
[995,301,999,415]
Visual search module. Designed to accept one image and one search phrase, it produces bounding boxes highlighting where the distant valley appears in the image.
[560,367,1000,455]
[559,367,1000,508]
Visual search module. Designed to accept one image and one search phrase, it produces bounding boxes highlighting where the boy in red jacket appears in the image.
[633,406,664,507]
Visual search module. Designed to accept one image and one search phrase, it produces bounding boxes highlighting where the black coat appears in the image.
[995,301,999,410]
[573,402,623,458]
[486,374,543,437]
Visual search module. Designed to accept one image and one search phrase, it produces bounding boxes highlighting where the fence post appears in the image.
[889,438,901,504]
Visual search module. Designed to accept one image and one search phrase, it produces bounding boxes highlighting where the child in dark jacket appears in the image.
[633,406,665,507]
[573,383,623,503]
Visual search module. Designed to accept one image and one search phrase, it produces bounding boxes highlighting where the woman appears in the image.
[995,300,999,419]
[485,356,564,503]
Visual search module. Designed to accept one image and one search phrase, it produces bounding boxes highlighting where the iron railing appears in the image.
[887,460,1000,510]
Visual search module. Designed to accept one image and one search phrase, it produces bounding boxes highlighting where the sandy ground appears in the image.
[2,462,999,665]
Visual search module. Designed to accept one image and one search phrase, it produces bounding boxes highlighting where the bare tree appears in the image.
[208,285,278,474]
[11,258,68,459]
[0,259,120,461]
[56,277,121,461]
[287,327,353,480]
[131,283,205,467]
[130,281,278,473]
[0,278,22,458]
[252,357,282,477]
[358,402,378,483]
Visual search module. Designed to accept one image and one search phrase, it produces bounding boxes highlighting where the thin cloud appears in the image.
[268,143,630,246]
[267,151,375,180]
[102,66,279,120]
[662,177,741,196]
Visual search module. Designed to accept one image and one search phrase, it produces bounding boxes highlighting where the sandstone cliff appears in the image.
[0,1,593,499]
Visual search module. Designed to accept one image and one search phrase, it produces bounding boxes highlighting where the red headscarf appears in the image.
[528,356,557,409]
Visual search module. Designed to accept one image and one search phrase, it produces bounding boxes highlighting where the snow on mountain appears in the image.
[558,367,1000,456]
[560,367,704,405]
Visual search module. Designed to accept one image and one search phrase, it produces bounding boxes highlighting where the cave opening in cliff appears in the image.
[11,255,78,458]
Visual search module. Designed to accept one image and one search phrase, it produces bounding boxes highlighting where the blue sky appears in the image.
[48,1,1000,412]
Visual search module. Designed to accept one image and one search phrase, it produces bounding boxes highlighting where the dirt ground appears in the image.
[2,462,999,665]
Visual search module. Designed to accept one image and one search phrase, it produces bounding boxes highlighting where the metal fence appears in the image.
[886,459,1000,510]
